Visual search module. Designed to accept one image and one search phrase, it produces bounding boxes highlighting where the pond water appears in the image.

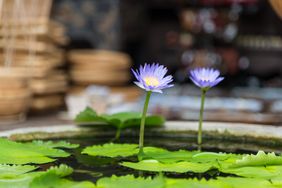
[36,132,282,183]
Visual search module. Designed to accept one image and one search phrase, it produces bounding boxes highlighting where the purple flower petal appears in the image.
[132,63,174,93]
[189,68,224,89]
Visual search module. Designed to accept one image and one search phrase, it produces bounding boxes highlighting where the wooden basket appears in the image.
[68,50,131,67]
[30,72,68,94]
[0,51,64,69]
[31,95,64,111]
[70,70,130,85]
[0,67,31,123]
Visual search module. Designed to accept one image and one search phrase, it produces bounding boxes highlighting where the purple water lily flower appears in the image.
[132,63,174,93]
[189,68,224,90]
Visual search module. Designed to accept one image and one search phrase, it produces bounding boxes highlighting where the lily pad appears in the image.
[143,149,199,163]
[82,143,139,158]
[0,138,78,164]
[81,143,166,159]
[30,172,95,188]
[0,165,37,177]
[221,165,282,179]
[75,107,165,129]
[217,177,274,188]
[97,175,165,188]
[96,175,276,188]
[0,164,96,188]
[232,151,282,167]
[29,140,79,149]
[121,160,215,173]
[165,178,225,188]
[191,152,240,163]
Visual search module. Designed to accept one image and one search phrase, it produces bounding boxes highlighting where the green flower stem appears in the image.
[138,91,152,158]
[198,88,206,151]
[114,128,121,140]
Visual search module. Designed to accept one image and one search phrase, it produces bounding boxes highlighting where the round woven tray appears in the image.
[0,85,31,116]
[70,70,130,85]
[68,49,131,67]
[31,95,64,111]
[0,67,31,118]
[0,52,64,69]
[30,73,68,94]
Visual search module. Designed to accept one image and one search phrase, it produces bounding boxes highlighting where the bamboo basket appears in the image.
[0,67,31,123]
[30,72,68,94]
[31,95,64,111]
[69,50,132,86]
[0,0,52,35]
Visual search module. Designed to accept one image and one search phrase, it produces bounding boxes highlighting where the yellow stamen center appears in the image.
[144,76,160,87]
[201,76,210,81]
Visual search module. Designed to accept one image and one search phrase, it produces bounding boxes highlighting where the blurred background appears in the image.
[0,0,281,127]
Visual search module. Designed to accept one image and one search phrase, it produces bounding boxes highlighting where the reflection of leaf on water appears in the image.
[75,149,115,167]
[74,169,103,178]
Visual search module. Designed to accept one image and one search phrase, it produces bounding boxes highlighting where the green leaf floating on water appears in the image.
[75,107,165,129]
[0,138,79,164]
[96,175,276,188]
[232,150,282,167]
[29,140,79,149]
[97,175,165,188]
[216,177,273,188]
[81,143,235,164]
[82,143,168,158]
[191,152,240,163]
[143,149,199,163]
[82,143,139,158]
[30,172,95,188]
[221,165,282,179]
[0,164,96,188]
[121,160,215,173]
[0,165,37,178]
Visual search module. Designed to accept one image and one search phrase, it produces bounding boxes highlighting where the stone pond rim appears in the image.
[2,121,282,152]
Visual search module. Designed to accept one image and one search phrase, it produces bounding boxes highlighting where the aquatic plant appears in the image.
[132,63,173,158]
[0,137,281,187]
[75,107,165,140]
[0,138,79,164]
[189,68,224,151]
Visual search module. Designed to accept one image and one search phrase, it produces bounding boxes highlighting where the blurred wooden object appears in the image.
[0,51,64,68]
[0,68,31,123]
[269,0,282,19]
[69,86,142,102]
[70,70,130,85]
[69,50,131,67]
[31,95,64,111]
[30,72,68,94]
[0,0,68,115]
[110,86,143,102]
[68,50,132,86]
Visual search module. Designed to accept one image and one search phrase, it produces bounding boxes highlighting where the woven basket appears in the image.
[0,67,31,123]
